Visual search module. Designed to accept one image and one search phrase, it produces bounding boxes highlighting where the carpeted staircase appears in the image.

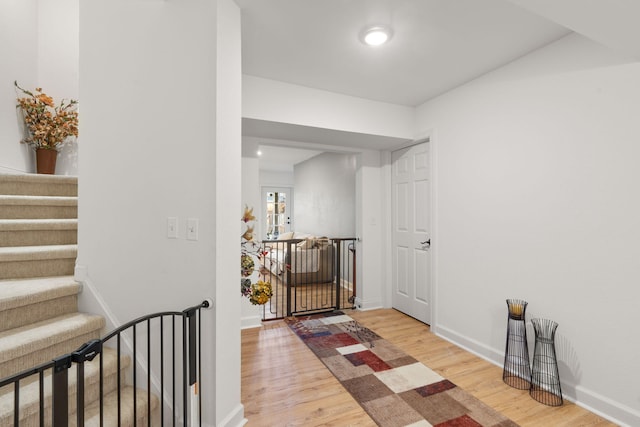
[0,173,158,426]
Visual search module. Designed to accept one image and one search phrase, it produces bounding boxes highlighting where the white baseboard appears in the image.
[241,315,262,329]
[0,166,27,174]
[217,403,247,427]
[356,297,383,311]
[435,324,503,366]
[435,324,639,427]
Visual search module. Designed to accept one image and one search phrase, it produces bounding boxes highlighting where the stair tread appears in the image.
[0,173,77,185]
[0,244,78,262]
[0,195,77,205]
[0,348,129,420]
[0,313,105,364]
[0,276,79,311]
[0,218,78,231]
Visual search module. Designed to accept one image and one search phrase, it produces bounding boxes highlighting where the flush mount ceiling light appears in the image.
[360,25,393,46]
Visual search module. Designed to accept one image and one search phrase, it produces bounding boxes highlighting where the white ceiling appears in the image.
[236,0,571,107]
[237,0,640,165]
[256,145,322,173]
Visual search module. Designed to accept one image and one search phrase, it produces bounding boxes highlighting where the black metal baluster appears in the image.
[182,315,188,427]
[77,361,85,427]
[147,318,151,427]
[172,316,176,427]
[39,371,44,426]
[117,333,121,427]
[334,240,342,307]
[13,381,19,427]
[133,324,137,426]
[99,347,103,427]
[160,316,165,427]
[286,241,293,316]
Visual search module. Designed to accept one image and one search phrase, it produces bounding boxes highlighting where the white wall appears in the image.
[37,0,79,175]
[214,1,244,424]
[0,0,79,175]
[294,152,356,237]
[37,0,79,101]
[243,75,415,140]
[259,169,294,188]
[78,1,243,426]
[355,151,384,310]
[0,0,38,173]
[416,33,640,426]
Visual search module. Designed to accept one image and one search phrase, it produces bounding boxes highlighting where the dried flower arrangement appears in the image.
[15,81,78,151]
[241,205,273,305]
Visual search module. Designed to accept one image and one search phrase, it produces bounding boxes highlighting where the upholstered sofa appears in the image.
[263,232,334,285]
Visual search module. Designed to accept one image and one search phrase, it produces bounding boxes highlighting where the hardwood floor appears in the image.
[241,308,617,427]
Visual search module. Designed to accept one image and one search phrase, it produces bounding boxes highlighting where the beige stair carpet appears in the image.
[0,276,80,332]
[0,219,78,247]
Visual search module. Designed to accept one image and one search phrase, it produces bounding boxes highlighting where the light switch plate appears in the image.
[187,218,199,241]
[167,217,178,239]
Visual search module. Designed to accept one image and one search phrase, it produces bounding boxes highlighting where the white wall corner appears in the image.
[74,266,119,333]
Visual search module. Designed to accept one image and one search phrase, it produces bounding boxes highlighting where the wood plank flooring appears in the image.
[241,308,617,427]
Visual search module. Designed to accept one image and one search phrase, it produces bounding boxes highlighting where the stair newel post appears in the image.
[52,354,72,427]
[198,304,203,426]
[183,305,199,426]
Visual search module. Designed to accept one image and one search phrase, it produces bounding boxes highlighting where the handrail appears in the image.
[0,299,212,427]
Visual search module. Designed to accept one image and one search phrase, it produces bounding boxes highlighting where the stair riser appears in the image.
[0,258,76,280]
[79,389,160,427]
[0,205,77,220]
[0,229,77,247]
[0,295,78,333]
[0,330,101,380]
[0,180,77,197]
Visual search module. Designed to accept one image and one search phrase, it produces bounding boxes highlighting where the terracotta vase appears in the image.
[36,148,58,174]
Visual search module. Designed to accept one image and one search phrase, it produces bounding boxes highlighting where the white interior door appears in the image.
[391,142,431,324]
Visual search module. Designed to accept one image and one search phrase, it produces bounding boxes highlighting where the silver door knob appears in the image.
[420,239,431,248]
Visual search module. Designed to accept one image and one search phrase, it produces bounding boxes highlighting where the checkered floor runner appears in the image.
[286,311,519,427]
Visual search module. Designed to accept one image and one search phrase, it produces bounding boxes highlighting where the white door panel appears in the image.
[391,142,431,324]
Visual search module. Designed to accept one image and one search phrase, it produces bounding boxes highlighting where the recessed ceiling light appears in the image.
[361,26,393,46]
[257,150,262,156]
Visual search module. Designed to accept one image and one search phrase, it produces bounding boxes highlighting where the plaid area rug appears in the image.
[286,311,519,427]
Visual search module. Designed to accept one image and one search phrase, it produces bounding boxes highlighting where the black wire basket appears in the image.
[530,318,563,406]
[502,299,531,389]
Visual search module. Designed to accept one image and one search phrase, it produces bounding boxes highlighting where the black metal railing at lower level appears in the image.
[0,299,211,426]
[260,237,356,320]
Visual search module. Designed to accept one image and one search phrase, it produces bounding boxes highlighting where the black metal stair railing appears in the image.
[0,299,211,426]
